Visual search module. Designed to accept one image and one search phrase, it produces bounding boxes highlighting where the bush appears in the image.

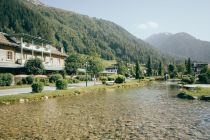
[25,58,45,75]
[115,75,126,84]
[49,74,63,83]
[198,74,209,84]
[108,74,118,81]
[68,78,80,84]
[181,75,195,84]
[56,79,68,90]
[34,78,49,86]
[26,76,34,84]
[32,82,44,93]
[0,73,13,86]
[17,80,23,85]
[76,75,91,81]
[100,76,108,84]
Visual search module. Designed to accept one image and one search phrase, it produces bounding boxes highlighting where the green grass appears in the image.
[183,88,210,97]
[0,80,150,105]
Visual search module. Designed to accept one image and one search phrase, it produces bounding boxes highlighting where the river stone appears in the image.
[200,96,210,101]
[19,99,25,103]
[177,93,195,100]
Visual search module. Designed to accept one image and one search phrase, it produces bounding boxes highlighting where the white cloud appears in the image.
[137,22,159,30]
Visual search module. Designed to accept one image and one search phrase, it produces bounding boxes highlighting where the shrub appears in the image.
[68,78,80,84]
[115,75,126,84]
[0,73,13,86]
[32,82,44,93]
[108,74,118,81]
[56,79,68,90]
[76,75,91,81]
[181,75,195,84]
[25,58,45,75]
[34,78,49,86]
[21,78,27,84]
[17,80,23,85]
[198,74,209,84]
[100,76,108,84]
[26,76,34,84]
[49,74,63,83]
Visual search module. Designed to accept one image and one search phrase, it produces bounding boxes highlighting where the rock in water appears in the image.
[177,92,195,100]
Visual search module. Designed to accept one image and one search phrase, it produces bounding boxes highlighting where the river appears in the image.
[0,82,209,139]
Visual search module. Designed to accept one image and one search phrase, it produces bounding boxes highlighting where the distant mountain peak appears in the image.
[26,0,44,6]
[146,32,210,62]
[174,32,196,40]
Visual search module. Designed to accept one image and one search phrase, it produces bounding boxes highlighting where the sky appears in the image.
[40,0,210,41]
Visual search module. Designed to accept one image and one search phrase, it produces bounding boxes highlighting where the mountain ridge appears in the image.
[146,32,210,62]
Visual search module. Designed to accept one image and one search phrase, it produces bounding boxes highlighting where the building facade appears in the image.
[0,32,67,74]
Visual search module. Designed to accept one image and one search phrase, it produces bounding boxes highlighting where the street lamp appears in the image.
[85,62,88,87]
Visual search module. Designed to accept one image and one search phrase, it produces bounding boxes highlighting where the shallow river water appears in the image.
[0,82,210,140]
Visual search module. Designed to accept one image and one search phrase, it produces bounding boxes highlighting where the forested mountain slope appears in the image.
[0,0,175,64]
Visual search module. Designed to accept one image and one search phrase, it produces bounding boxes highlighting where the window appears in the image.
[7,51,13,60]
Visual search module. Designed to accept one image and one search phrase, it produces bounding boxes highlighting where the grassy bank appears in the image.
[182,88,210,97]
[0,80,150,105]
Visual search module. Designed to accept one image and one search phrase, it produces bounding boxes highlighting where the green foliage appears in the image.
[115,75,126,84]
[198,69,210,84]
[117,61,128,76]
[76,75,91,81]
[146,56,152,77]
[25,76,34,84]
[168,64,177,78]
[31,82,44,93]
[135,61,141,79]
[186,58,192,74]
[0,0,176,64]
[24,58,44,75]
[100,76,108,84]
[56,79,68,90]
[67,78,80,84]
[0,73,13,86]
[49,74,63,83]
[158,62,164,76]
[34,77,49,86]
[108,74,118,81]
[65,53,83,75]
[87,56,104,75]
[181,75,195,84]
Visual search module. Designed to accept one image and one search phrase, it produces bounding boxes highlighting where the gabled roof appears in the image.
[0,32,19,47]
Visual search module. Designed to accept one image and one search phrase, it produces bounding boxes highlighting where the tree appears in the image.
[146,56,152,76]
[186,58,192,74]
[135,60,141,79]
[25,58,44,75]
[87,56,104,76]
[65,53,83,75]
[158,62,164,76]
[168,64,177,78]
[117,61,128,76]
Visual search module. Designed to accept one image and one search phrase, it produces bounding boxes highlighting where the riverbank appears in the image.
[178,88,210,101]
[0,80,151,105]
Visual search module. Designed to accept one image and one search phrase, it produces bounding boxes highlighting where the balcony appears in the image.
[21,42,51,53]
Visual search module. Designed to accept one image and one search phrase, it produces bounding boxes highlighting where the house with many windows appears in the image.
[0,32,67,74]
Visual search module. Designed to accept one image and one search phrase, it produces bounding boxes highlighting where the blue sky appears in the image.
[40,0,210,41]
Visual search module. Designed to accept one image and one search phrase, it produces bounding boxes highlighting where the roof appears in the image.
[12,33,51,45]
[0,32,67,57]
[0,32,19,47]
